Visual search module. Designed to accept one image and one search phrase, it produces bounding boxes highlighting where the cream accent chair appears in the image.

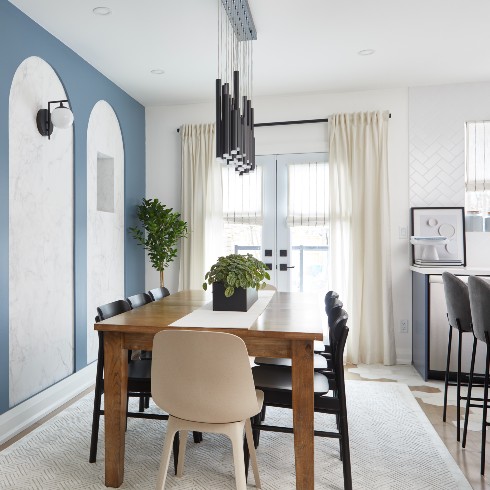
[152,330,263,490]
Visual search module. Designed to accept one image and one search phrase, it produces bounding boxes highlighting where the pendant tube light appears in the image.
[216,79,222,160]
[222,84,230,158]
[215,0,257,174]
[231,108,238,154]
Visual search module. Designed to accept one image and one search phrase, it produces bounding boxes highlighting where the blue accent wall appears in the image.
[0,0,146,414]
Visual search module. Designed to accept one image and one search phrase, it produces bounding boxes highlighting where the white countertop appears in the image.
[410,265,490,275]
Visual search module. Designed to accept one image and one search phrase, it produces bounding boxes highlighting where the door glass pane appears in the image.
[290,226,329,292]
[223,223,262,259]
[284,157,329,293]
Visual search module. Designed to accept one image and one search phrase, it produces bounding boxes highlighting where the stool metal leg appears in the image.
[457,329,462,441]
[481,338,490,475]
[443,324,453,423]
[463,335,477,448]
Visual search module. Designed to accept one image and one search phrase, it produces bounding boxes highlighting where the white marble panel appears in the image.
[87,101,124,363]
[9,56,74,407]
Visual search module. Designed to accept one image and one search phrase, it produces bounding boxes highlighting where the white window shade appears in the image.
[287,162,328,226]
[222,165,263,225]
[466,121,490,192]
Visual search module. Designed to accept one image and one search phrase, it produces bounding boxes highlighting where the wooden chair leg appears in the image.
[145,396,150,409]
[457,329,462,441]
[339,397,352,490]
[139,396,145,412]
[177,430,188,477]
[463,335,477,448]
[339,417,352,489]
[89,381,103,463]
[156,417,178,490]
[260,405,266,422]
[253,413,261,449]
[243,426,250,480]
[172,431,180,476]
[443,325,453,422]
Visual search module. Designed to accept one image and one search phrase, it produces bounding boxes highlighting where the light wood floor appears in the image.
[346,365,490,490]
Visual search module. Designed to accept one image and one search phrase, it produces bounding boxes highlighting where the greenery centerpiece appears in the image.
[129,198,188,288]
[203,253,271,311]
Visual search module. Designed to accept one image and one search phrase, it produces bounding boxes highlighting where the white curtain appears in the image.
[329,111,395,365]
[179,124,223,290]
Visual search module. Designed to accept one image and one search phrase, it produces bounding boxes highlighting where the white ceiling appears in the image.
[9,0,490,107]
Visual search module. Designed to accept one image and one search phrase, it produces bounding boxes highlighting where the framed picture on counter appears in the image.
[410,207,466,267]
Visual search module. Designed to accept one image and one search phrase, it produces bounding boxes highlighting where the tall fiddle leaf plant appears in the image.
[129,198,188,287]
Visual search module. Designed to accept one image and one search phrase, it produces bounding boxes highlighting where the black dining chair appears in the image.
[127,292,153,309]
[313,291,339,354]
[90,300,173,465]
[249,311,352,490]
[126,292,154,406]
[148,286,170,301]
[464,276,490,474]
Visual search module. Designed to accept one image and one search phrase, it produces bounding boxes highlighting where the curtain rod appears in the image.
[176,114,391,132]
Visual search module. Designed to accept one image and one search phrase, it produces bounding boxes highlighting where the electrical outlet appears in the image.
[400,319,409,333]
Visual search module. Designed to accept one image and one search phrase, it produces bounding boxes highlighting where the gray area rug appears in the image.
[0,381,471,489]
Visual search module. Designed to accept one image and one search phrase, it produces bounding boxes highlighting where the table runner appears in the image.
[169,290,275,329]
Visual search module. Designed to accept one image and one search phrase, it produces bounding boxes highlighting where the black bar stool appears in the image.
[441,272,474,441]
[465,276,490,475]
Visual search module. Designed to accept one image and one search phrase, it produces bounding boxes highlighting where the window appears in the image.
[222,165,262,259]
[465,121,490,230]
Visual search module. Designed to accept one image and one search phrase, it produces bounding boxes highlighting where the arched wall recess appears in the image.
[86,100,125,363]
[8,56,74,407]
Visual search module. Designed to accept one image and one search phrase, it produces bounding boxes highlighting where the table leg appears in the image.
[292,339,314,489]
[104,332,128,487]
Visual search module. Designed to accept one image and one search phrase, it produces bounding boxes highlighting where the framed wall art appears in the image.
[410,207,466,266]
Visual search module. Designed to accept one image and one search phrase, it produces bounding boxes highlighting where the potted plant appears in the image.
[129,198,188,288]
[203,253,271,311]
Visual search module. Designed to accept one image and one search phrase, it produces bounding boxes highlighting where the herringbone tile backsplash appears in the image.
[409,83,490,208]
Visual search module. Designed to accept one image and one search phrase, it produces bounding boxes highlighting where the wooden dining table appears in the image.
[95,289,324,489]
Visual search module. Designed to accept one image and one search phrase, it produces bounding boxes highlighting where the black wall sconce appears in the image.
[36,100,74,140]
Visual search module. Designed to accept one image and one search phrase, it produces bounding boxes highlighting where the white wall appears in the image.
[409,82,490,267]
[146,87,411,363]
[9,56,74,406]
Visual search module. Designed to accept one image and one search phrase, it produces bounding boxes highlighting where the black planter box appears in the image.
[212,282,258,312]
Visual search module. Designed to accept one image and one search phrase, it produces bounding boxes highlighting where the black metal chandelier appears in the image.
[216,0,257,175]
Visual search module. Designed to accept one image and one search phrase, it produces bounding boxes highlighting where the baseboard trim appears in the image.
[0,363,96,446]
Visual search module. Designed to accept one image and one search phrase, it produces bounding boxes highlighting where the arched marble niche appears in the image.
[86,101,125,363]
[9,56,74,407]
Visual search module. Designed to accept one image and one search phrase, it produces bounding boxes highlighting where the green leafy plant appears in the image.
[203,253,271,297]
[129,198,188,287]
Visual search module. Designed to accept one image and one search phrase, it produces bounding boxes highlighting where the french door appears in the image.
[222,152,328,292]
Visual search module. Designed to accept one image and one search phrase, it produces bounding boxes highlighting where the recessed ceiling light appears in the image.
[358,49,375,56]
[151,69,165,75]
[93,7,112,16]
